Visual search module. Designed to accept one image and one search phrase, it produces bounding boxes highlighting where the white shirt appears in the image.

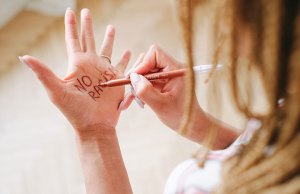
[164,119,261,194]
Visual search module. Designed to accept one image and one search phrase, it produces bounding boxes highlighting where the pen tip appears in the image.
[99,83,107,87]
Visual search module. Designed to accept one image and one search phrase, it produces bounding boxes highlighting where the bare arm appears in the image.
[188,105,239,150]
[123,45,239,150]
[76,125,132,194]
[20,8,132,194]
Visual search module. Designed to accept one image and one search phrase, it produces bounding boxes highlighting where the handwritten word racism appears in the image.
[74,67,117,101]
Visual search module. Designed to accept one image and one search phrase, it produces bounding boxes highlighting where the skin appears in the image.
[126,45,239,149]
[20,8,241,194]
[20,8,132,194]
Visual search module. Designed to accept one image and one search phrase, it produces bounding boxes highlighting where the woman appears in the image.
[19,0,300,193]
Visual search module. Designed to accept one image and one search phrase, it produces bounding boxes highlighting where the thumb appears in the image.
[19,55,62,98]
[130,73,167,112]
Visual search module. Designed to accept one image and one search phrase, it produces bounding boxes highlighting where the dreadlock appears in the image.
[178,0,300,193]
[177,0,196,135]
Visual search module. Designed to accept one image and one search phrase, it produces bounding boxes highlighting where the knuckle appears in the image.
[150,44,158,51]
[150,44,162,52]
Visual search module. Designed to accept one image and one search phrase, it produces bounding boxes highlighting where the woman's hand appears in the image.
[20,8,131,133]
[122,45,201,130]
[126,45,238,149]
[20,9,134,194]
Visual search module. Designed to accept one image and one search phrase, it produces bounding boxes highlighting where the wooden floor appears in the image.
[0,0,245,193]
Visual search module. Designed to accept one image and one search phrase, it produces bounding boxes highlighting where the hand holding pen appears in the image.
[118,45,223,132]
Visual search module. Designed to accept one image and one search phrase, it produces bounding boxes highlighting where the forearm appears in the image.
[76,125,132,194]
[187,106,239,150]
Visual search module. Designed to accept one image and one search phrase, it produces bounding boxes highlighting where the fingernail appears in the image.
[118,100,125,111]
[80,8,90,19]
[66,7,71,11]
[131,87,144,109]
[130,72,141,89]
[107,25,115,32]
[19,56,32,68]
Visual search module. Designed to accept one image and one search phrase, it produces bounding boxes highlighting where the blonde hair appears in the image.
[178,0,300,193]
[177,0,196,135]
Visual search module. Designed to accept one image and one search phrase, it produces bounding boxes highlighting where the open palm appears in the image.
[20,8,131,132]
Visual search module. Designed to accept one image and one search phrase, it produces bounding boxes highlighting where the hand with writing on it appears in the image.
[19,8,131,133]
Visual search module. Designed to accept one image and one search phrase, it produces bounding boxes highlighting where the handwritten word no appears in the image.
[74,68,116,101]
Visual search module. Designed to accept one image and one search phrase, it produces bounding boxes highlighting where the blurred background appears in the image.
[0,0,245,193]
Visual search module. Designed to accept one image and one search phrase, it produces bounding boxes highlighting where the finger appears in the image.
[115,50,131,73]
[19,55,62,98]
[130,73,169,112]
[134,44,162,74]
[125,52,145,76]
[118,92,135,111]
[132,53,146,68]
[65,8,81,55]
[99,25,115,57]
[134,44,178,75]
[130,87,145,108]
[151,79,168,84]
[80,8,96,52]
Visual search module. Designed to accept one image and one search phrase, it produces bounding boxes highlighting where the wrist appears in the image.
[75,123,116,142]
[190,105,239,150]
[189,104,209,141]
[75,123,132,194]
